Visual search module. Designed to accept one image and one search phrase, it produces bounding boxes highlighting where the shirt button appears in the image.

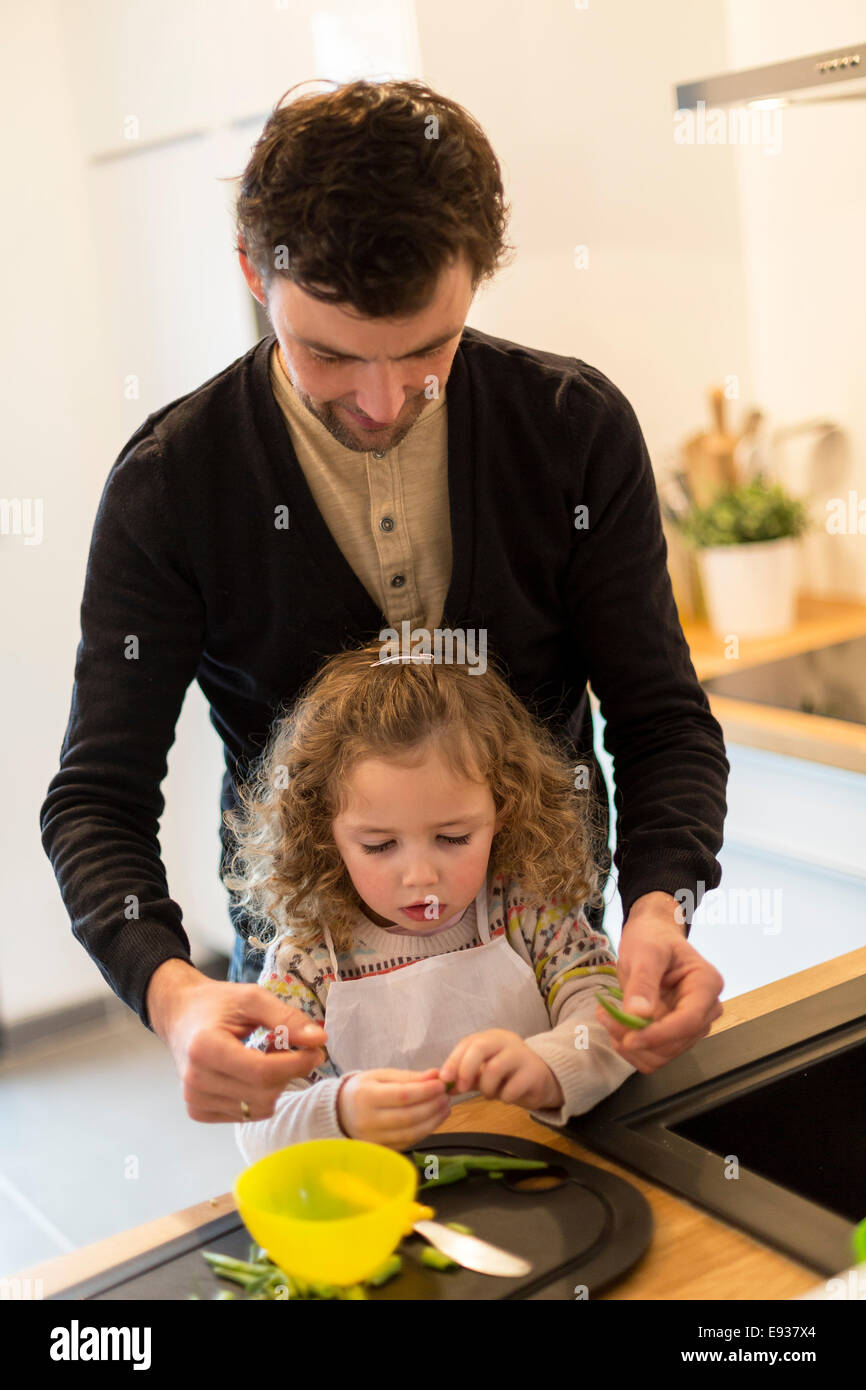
[379,516,394,532]
[390,574,406,588]
[372,449,386,459]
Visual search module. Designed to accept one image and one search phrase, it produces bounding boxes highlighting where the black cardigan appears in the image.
[40,326,729,1028]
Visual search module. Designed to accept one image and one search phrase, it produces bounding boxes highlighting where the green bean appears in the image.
[201,1246,397,1299]
[418,1162,469,1190]
[420,1246,458,1271]
[416,1154,551,1193]
[453,1156,549,1172]
[201,1252,272,1291]
[263,1273,294,1298]
[411,1149,464,1172]
[602,983,624,1000]
[445,1222,474,1235]
[247,1272,283,1298]
[596,989,651,1029]
[411,1151,548,1175]
[365,1253,402,1286]
[203,1250,304,1299]
[202,1251,272,1277]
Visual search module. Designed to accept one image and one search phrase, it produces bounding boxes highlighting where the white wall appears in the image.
[5,0,864,1028]
[2,3,135,1024]
[724,0,866,600]
[2,0,428,1027]
[419,0,752,466]
[4,0,323,1023]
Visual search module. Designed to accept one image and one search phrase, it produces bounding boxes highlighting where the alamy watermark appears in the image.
[826,491,866,534]
[372,622,487,675]
[49,1319,151,1369]
[674,100,783,157]
[675,880,783,936]
[0,497,43,545]
[1,1275,44,1299]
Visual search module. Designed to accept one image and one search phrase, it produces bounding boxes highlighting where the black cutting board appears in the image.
[51,1132,652,1301]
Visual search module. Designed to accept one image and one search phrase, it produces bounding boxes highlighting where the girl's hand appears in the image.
[337,1068,451,1147]
[438,1029,564,1111]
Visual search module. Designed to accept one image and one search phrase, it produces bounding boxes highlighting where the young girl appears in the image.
[223,641,636,1164]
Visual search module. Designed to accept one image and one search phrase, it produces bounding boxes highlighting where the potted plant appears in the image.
[673,472,812,638]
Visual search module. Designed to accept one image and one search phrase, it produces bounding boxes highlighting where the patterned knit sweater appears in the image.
[235,870,636,1162]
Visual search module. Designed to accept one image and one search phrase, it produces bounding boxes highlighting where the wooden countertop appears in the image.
[18,944,865,1301]
[681,592,866,774]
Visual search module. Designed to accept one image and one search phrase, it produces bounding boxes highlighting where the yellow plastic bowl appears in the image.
[233,1139,435,1286]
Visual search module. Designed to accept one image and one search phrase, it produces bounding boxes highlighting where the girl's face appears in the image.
[331,744,502,932]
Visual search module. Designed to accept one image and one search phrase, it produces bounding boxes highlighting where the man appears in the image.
[40,77,726,1128]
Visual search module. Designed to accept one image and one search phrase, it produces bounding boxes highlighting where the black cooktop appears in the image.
[701,633,866,726]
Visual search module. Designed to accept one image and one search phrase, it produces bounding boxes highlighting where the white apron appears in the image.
[321,877,551,1101]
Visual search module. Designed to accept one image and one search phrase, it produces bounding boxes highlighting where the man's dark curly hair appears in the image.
[233,77,515,317]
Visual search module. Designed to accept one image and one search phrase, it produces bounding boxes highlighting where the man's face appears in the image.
[240,249,474,452]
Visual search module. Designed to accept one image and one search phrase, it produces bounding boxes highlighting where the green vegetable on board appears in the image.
[198,1153,551,1298]
[200,1249,379,1300]
[417,1162,469,1190]
[365,1253,403,1287]
[412,1152,550,1191]
[453,1156,549,1172]
[411,1151,548,1174]
[420,1246,458,1271]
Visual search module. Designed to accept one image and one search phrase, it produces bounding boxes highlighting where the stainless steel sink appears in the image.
[565,977,865,1275]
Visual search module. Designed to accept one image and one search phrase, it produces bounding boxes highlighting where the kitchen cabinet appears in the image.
[683,592,866,775]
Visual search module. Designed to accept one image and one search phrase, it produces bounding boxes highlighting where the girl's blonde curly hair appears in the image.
[221,640,608,955]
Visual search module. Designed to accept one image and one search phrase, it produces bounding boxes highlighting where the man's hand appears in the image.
[438,1028,565,1111]
[146,959,330,1123]
[598,892,724,1073]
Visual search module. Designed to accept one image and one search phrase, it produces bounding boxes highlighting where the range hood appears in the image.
[676,41,865,110]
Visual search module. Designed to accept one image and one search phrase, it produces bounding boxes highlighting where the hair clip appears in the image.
[369,651,435,666]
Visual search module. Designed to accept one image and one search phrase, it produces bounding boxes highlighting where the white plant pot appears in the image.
[697,537,799,639]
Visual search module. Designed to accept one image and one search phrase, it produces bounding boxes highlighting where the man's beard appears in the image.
[285,367,428,453]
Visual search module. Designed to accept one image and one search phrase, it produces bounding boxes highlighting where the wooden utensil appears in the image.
[681,386,742,508]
